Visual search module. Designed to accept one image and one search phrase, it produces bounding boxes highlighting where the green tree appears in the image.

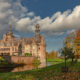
[0,56,5,64]
[60,47,75,65]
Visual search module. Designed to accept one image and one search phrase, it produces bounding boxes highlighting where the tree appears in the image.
[60,46,75,65]
[49,51,55,58]
[49,51,58,59]
[0,56,5,63]
[46,50,58,59]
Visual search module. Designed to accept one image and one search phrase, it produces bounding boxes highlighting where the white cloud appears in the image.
[67,29,76,35]
[16,16,41,32]
[27,12,34,16]
[15,5,80,36]
[0,0,34,36]
[0,0,80,36]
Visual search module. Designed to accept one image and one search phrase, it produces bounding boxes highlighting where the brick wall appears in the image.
[3,56,35,64]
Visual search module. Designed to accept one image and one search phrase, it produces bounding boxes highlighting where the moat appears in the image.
[0,62,50,73]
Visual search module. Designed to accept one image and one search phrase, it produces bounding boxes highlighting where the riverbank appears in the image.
[0,61,25,68]
[0,61,25,73]
[0,59,80,80]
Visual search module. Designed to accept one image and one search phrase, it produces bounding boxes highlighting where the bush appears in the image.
[0,56,5,63]
[24,53,32,56]
[33,58,40,67]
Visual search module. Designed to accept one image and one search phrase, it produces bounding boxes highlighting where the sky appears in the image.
[0,0,80,52]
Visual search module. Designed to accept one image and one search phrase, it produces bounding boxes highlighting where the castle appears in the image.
[0,24,46,63]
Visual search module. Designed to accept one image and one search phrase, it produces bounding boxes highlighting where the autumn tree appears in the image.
[48,51,58,59]
[64,31,80,60]
[64,32,76,49]
[63,32,76,64]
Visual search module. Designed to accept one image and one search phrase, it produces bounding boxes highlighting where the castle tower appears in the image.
[34,24,46,64]
[8,24,13,35]
[35,24,41,43]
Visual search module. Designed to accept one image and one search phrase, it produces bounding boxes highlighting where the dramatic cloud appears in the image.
[39,6,80,35]
[0,0,34,36]
[16,5,80,35]
[16,16,41,32]
[0,0,80,36]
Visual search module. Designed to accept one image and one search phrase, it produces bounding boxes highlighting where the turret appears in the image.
[35,24,41,43]
[3,25,15,41]
[8,24,13,35]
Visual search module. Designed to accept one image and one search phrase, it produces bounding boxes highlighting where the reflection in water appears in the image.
[0,62,52,73]
[11,62,47,72]
[12,65,34,72]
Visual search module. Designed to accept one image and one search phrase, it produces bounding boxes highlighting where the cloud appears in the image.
[0,0,80,36]
[14,34,21,38]
[67,29,76,35]
[15,5,80,36]
[38,6,80,34]
[27,12,35,16]
[0,0,34,36]
[16,16,41,32]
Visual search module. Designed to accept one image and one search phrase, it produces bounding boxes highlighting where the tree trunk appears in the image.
[72,58,73,63]
[71,58,74,65]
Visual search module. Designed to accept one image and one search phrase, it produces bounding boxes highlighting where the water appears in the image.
[0,62,52,73]
[12,62,48,72]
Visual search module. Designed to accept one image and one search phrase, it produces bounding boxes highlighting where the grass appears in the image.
[47,58,64,65]
[47,58,64,62]
[0,58,80,80]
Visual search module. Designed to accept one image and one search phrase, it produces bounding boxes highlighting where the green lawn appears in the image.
[47,58,64,62]
[0,59,80,80]
[47,58,64,65]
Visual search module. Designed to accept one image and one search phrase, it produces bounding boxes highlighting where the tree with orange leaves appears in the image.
[49,51,58,58]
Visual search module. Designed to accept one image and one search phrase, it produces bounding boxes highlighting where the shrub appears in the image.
[24,53,32,56]
[0,56,5,63]
[33,58,40,67]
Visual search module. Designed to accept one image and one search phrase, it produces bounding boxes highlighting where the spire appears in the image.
[35,24,41,43]
[9,24,13,35]
[9,24,12,32]
[35,24,40,35]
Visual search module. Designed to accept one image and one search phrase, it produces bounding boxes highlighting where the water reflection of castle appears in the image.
[12,62,47,72]
[0,24,46,63]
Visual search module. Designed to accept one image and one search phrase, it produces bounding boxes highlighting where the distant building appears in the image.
[0,24,46,63]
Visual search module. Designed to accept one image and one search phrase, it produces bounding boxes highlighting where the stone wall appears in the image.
[3,56,35,64]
